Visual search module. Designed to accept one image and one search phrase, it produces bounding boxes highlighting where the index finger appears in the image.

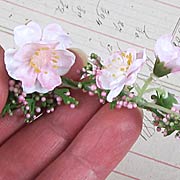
[0,46,9,113]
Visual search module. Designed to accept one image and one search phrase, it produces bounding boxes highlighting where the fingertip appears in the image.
[0,47,9,113]
[65,48,88,80]
[69,48,88,65]
[116,107,143,138]
[35,104,143,180]
[90,104,143,145]
[66,105,143,179]
[92,104,143,135]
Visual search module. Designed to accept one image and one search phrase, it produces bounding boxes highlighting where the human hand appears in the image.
[0,46,142,180]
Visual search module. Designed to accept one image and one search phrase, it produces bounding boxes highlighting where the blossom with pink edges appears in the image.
[154,34,180,73]
[5,21,75,93]
[96,49,146,102]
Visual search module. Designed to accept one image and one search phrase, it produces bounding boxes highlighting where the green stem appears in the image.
[144,88,156,94]
[141,101,180,118]
[138,73,154,98]
[61,77,79,89]
[134,83,141,94]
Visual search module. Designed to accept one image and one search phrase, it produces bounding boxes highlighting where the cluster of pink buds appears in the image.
[5,79,78,123]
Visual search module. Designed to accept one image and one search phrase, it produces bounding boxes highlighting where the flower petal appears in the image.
[42,24,72,49]
[14,43,39,62]
[14,21,42,47]
[13,63,37,89]
[4,48,22,77]
[166,52,180,72]
[154,34,178,64]
[107,84,124,102]
[127,49,146,75]
[96,70,113,89]
[173,96,180,111]
[23,80,49,94]
[38,70,62,91]
[51,50,75,76]
[125,50,146,85]
[126,48,137,59]
[110,75,126,88]
[101,51,122,67]
[125,72,138,85]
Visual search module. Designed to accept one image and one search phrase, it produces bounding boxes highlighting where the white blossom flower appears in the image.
[96,49,146,102]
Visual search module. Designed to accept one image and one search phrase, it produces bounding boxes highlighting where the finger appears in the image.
[0,46,24,146]
[0,49,101,179]
[36,106,142,180]
[0,90,101,180]
[0,46,9,113]
[0,111,24,146]
[66,48,88,80]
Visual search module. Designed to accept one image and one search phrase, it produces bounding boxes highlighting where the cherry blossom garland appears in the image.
[1,22,180,139]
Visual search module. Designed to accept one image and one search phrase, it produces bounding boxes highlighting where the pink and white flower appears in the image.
[154,34,180,73]
[5,21,75,93]
[96,49,146,102]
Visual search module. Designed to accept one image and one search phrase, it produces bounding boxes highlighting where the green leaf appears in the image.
[54,88,69,96]
[154,90,177,109]
[110,101,117,109]
[166,129,175,136]
[1,91,19,117]
[54,88,78,105]
[1,104,10,117]
[26,98,35,115]
[153,57,171,77]
[41,102,47,107]
[81,80,96,91]
[61,77,78,89]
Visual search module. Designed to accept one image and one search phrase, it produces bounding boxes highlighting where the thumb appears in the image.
[0,46,9,113]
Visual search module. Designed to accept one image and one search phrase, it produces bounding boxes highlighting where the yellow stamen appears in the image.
[29,59,41,73]
[52,59,58,63]
[120,67,125,71]
[34,68,41,73]
[121,52,126,57]
[53,65,60,69]
[127,53,132,65]
[29,47,61,74]
[29,60,35,67]
[40,47,49,50]
[35,51,40,56]
[54,56,60,59]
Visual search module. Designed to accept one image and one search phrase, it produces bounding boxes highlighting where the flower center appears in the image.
[108,52,133,78]
[29,47,60,74]
[119,52,132,71]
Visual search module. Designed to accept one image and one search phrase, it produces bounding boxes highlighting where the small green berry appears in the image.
[170,122,174,127]
[78,83,82,89]
[90,53,98,59]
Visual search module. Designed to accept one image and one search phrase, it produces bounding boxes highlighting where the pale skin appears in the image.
[0,47,142,180]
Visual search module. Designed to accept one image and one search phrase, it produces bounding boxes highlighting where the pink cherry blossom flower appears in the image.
[5,21,75,93]
[96,49,146,102]
[154,34,180,73]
